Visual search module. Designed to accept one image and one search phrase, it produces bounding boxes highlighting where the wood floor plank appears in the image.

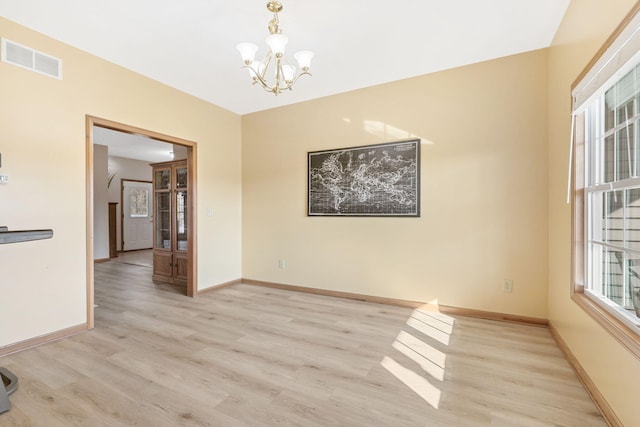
[0,250,607,426]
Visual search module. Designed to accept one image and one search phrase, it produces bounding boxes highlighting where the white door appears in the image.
[122,180,153,251]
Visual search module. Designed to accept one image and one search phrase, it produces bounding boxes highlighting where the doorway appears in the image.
[85,115,198,329]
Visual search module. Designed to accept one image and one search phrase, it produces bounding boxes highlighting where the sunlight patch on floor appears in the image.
[381,356,442,409]
[392,330,446,381]
[381,303,455,409]
[406,315,452,345]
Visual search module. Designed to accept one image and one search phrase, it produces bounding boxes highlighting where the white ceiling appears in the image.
[93,126,186,163]
[0,0,570,115]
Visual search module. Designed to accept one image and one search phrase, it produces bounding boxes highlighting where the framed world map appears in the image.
[308,139,420,217]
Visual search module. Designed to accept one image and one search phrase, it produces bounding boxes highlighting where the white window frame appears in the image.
[571,3,640,358]
[583,88,640,333]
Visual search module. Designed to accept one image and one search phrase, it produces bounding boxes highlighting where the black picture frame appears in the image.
[308,139,420,217]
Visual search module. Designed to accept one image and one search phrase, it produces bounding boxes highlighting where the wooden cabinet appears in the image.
[151,160,189,286]
[108,202,118,258]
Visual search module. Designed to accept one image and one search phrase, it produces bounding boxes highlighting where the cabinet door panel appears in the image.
[175,253,188,283]
[153,251,173,278]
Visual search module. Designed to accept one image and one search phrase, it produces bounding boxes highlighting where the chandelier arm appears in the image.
[260,54,273,81]
[246,66,312,93]
[241,64,271,90]
[241,64,284,94]
[286,70,313,88]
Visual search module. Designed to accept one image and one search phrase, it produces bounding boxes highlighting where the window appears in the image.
[583,66,640,331]
[572,3,640,355]
[129,188,149,218]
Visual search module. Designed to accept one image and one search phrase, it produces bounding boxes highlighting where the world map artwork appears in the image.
[308,140,420,216]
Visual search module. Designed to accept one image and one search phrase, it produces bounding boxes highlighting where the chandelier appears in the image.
[236,1,314,95]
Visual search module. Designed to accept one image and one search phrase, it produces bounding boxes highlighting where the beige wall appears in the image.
[0,18,242,347]
[548,1,640,425]
[242,50,549,318]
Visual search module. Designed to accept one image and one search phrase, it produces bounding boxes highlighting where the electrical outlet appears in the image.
[503,279,513,293]
[0,175,8,184]
[278,259,285,269]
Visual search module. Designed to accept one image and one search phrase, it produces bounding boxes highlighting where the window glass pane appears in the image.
[603,249,625,305]
[636,119,640,177]
[589,243,603,293]
[616,123,634,181]
[616,69,636,125]
[616,98,635,125]
[617,99,635,125]
[589,192,604,243]
[627,255,640,310]
[605,190,624,245]
[604,134,615,183]
[626,188,640,250]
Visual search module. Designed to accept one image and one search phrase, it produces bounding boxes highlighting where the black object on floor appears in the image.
[0,367,18,414]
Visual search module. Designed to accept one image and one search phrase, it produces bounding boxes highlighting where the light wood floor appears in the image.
[110,249,153,268]
[1,253,606,426]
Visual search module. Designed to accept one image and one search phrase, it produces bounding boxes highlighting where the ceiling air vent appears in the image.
[1,38,62,79]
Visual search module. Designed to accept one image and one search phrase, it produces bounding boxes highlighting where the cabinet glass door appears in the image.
[155,192,171,249]
[176,190,187,252]
[176,166,187,189]
[155,168,171,190]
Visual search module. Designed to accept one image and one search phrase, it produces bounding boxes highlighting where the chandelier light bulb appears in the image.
[236,42,259,65]
[265,33,288,57]
[294,50,314,71]
[282,64,295,82]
